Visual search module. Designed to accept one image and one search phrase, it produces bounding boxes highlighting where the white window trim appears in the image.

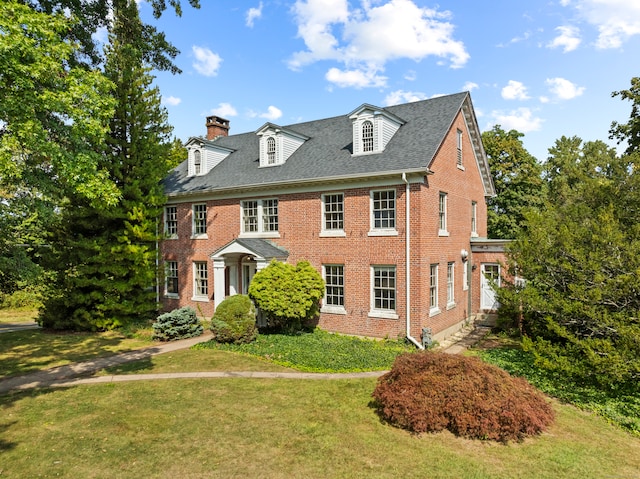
[192,261,209,302]
[446,262,456,309]
[321,264,347,315]
[369,189,398,236]
[429,263,441,317]
[369,265,399,320]
[438,192,449,237]
[164,206,178,239]
[471,201,478,237]
[320,193,346,237]
[456,129,464,170]
[164,261,179,299]
[191,203,208,239]
[239,198,281,238]
[462,260,469,291]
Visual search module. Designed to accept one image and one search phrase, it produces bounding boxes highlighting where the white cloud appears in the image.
[568,0,640,48]
[325,67,387,88]
[162,96,181,106]
[404,70,417,81]
[501,80,530,101]
[210,103,238,118]
[192,46,222,77]
[246,2,263,27]
[547,25,581,52]
[462,81,479,92]
[249,106,283,121]
[490,107,543,133]
[383,90,428,105]
[289,0,469,88]
[545,77,585,100]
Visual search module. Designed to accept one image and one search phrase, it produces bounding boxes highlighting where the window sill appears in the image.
[446,302,456,311]
[164,235,178,240]
[239,232,280,239]
[457,164,465,171]
[191,296,209,302]
[319,230,346,238]
[438,230,449,237]
[368,310,399,320]
[321,305,347,315]
[164,293,179,299]
[471,232,478,238]
[429,307,441,317]
[191,234,208,240]
[368,229,398,237]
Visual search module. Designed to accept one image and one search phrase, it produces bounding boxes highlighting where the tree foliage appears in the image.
[499,133,640,390]
[39,0,173,330]
[482,125,544,239]
[610,77,640,155]
[249,260,325,333]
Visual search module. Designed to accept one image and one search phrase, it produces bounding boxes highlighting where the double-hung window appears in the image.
[370,189,397,235]
[471,201,477,236]
[165,261,178,296]
[438,192,448,236]
[194,150,202,175]
[321,193,345,236]
[267,137,276,165]
[430,263,440,315]
[164,206,177,238]
[322,264,346,313]
[362,120,374,152]
[193,261,208,300]
[241,199,279,235]
[192,203,207,237]
[447,262,455,307]
[370,266,398,319]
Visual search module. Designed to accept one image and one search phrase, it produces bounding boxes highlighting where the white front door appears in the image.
[242,262,256,294]
[480,263,500,310]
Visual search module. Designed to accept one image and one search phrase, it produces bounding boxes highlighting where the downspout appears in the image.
[402,172,424,350]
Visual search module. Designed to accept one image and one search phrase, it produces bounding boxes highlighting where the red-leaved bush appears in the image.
[372,351,555,442]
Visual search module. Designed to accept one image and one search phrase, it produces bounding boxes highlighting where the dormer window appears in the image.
[267,137,276,165]
[362,121,374,152]
[349,104,405,156]
[194,150,202,174]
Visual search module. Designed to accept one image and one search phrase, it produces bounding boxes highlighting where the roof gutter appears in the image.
[402,172,424,350]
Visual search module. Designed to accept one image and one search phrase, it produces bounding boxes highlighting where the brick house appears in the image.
[161,92,505,347]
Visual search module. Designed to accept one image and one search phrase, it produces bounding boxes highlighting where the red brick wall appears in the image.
[161,110,504,341]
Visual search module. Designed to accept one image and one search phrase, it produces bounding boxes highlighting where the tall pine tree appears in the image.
[40,0,173,330]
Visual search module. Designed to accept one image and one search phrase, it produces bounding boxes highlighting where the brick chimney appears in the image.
[206,116,230,140]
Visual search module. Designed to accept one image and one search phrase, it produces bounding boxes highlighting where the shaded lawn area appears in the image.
[0,309,38,324]
[1,377,639,478]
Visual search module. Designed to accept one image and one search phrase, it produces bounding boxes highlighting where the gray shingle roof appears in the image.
[164,92,483,197]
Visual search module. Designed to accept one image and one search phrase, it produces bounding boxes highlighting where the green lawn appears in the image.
[0,308,38,324]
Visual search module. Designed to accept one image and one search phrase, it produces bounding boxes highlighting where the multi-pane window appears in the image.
[447,262,455,305]
[193,262,208,298]
[373,266,396,311]
[324,265,345,308]
[267,137,276,165]
[372,190,396,230]
[362,120,374,152]
[194,150,202,174]
[471,201,477,235]
[165,261,178,295]
[241,199,279,234]
[456,129,463,167]
[192,203,207,236]
[438,192,448,233]
[242,200,258,232]
[430,264,439,310]
[323,193,344,231]
[164,206,177,237]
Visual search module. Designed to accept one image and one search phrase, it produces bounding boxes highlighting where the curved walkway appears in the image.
[0,323,491,394]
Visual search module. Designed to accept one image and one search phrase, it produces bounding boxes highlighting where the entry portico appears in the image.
[210,238,289,308]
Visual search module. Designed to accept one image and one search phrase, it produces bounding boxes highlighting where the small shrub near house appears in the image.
[210,294,257,344]
[153,307,203,341]
[372,351,555,442]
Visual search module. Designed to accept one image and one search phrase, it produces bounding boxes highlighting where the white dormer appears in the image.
[349,104,405,156]
[256,123,308,167]
[186,138,234,177]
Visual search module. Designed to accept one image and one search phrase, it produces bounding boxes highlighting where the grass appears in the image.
[193,328,415,372]
[0,308,38,324]
[1,373,639,478]
[471,339,640,437]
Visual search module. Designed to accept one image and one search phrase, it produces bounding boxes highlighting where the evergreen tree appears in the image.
[482,125,544,239]
[40,0,172,330]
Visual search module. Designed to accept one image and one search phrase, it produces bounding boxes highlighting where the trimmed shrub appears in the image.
[372,351,555,442]
[153,307,203,341]
[210,294,257,344]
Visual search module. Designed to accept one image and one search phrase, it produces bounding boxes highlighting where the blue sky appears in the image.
[139,0,640,162]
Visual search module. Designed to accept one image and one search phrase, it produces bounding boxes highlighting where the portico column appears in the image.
[212,257,226,309]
